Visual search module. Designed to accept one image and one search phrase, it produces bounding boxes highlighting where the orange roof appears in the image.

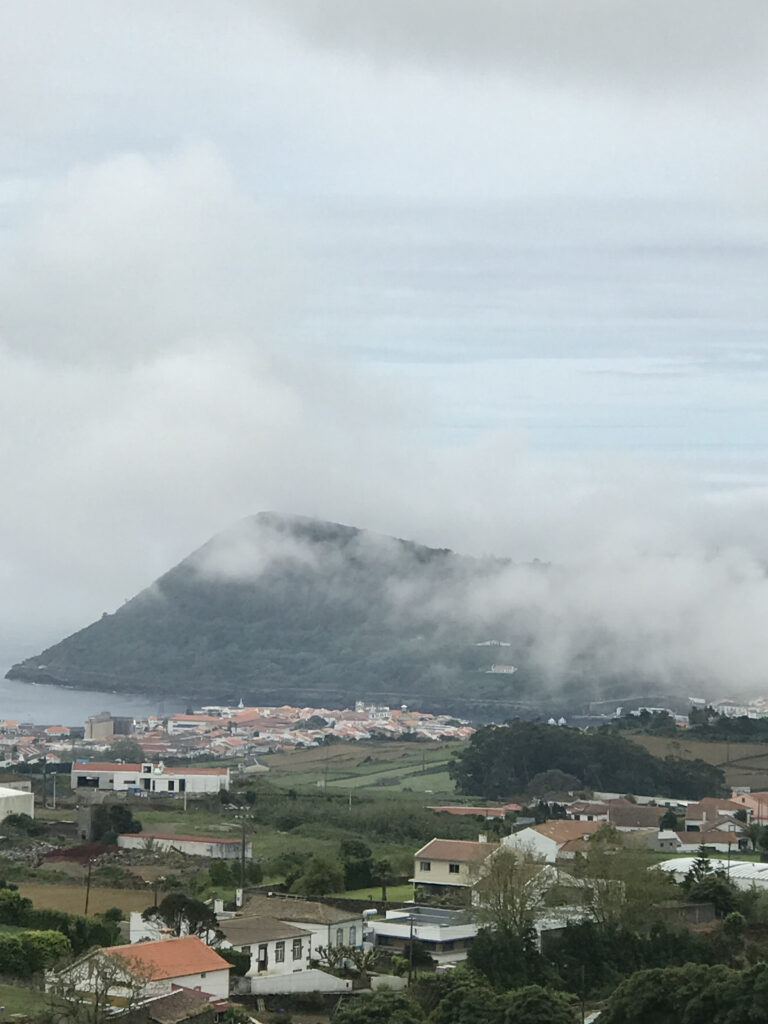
[73,762,142,772]
[103,936,229,980]
[72,762,228,776]
[415,838,498,862]
[529,820,603,842]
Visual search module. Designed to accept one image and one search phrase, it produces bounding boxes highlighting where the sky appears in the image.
[1,2,768,693]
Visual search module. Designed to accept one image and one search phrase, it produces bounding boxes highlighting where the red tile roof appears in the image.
[102,936,229,980]
[414,838,498,862]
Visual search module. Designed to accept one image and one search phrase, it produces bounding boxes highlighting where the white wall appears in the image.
[0,787,34,820]
[502,829,557,863]
[118,835,249,859]
[172,968,229,1000]
[249,969,351,995]
[291,917,363,954]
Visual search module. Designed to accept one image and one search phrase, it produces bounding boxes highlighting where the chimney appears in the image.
[478,833,488,843]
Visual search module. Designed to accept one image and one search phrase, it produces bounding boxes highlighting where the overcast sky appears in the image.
[2,2,768,691]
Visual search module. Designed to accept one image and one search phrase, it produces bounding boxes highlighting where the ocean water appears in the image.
[0,679,184,727]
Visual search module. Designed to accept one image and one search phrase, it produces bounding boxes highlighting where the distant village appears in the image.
[0,701,475,767]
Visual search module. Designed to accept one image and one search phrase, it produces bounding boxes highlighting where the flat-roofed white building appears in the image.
[117,831,250,858]
[71,761,229,795]
[0,786,34,821]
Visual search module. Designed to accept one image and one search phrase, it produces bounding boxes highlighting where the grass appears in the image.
[628,734,768,789]
[0,981,48,1017]
[261,740,463,795]
[16,883,154,917]
[327,883,414,901]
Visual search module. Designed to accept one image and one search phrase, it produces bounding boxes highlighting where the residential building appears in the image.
[71,761,229,795]
[685,798,747,831]
[427,803,521,819]
[502,821,603,863]
[117,832,251,859]
[50,935,231,1004]
[241,894,363,952]
[366,906,478,965]
[732,790,768,823]
[219,914,352,995]
[412,838,498,901]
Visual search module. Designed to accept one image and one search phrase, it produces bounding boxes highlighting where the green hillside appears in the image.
[6,513,547,715]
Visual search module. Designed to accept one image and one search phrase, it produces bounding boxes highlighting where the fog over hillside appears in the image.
[0,4,766,704]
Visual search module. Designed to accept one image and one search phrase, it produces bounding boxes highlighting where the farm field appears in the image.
[16,882,154,917]
[628,734,768,789]
[260,739,462,797]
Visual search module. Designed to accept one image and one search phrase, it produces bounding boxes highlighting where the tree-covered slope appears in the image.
[6,513,541,713]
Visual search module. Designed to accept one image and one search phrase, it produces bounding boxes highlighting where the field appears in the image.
[260,739,462,796]
[0,981,48,1017]
[16,883,154,917]
[628,734,768,789]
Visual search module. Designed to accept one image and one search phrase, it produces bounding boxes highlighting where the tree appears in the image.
[373,858,395,902]
[107,737,145,763]
[472,849,546,938]
[348,946,379,987]
[44,951,153,1024]
[501,985,575,1024]
[682,848,739,917]
[341,838,374,889]
[573,834,676,930]
[142,893,219,940]
[743,822,764,852]
[290,854,345,896]
[599,962,768,1024]
[467,927,547,992]
[91,804,141,844]
[333,991,425,1024]
[659,807,680,831]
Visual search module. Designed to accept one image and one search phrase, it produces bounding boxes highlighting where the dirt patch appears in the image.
[17,882,154,917]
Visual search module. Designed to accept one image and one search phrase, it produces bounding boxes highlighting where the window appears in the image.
[419,860,431,872]
[241,946,251,955]
[275,941,285,963]
[168,780,175,792]
[336,928,344,946]
[292,939,302,961]
[349,926,356,946]
[200,972,207,978]
[448,863,460,874]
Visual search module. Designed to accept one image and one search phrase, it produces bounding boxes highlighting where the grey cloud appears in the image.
[262,0,768,93]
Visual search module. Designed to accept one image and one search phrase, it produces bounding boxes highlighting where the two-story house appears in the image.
[412,838,498,903]
[218,914,352,996]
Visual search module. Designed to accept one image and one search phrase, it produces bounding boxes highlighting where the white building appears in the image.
[50,935,230,1004]
[366,906,478,965]
[503,821,603,863]
[0,786,34,821]
[219,915,351,995]
[117,831,251,859]
[71,761,229,795]
[241,894,363,952]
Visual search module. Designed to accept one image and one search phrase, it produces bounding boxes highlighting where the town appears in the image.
[0,706,767,1021]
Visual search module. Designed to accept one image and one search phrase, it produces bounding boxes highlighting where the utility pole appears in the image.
[240,815,247,892]
[407,916,414,985]
[52,772,56,810]
[84,860,94,916]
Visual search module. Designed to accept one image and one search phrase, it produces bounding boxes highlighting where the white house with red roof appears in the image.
[51,935,231,1003]
[71,761,229,795]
